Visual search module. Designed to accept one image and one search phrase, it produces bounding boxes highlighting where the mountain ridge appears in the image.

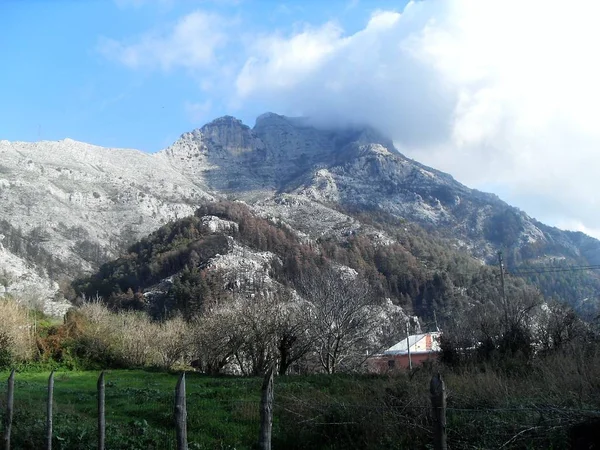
[1,112,598,314]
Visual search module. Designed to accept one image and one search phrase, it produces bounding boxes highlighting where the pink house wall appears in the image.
[368,352,438,372]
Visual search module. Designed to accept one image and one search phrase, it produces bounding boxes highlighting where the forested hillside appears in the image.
[338,205,600,318]
[74,200,545,325]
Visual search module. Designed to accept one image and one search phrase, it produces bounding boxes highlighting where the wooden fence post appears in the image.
[98,371,105,450]
[3,369,15,450]
[47,370,55,450]
[174,373,187,450]
[430,373,447,450]
[258,366,274,450]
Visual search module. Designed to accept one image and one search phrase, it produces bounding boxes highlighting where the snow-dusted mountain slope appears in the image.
[159,114,600,263]
[0,138,211,313]
[1,113,598,314]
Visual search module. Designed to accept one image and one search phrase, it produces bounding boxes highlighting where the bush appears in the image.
[64,301,192,370]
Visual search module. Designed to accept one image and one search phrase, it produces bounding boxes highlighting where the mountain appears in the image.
[158,114,600,267]
[0,113,599,315]
[0,138,212,314]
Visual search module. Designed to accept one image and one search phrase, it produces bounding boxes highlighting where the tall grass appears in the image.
[0,298,34,366]
[74,302,190,369]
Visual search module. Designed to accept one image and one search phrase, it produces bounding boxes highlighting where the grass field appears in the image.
[0,369,415,450]
[0,367,591,449]
[0,369,437,450]
[0,369,265,450]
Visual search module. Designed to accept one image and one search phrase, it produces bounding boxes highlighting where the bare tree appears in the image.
[239,287,315,376]
[190,307,244,374]
[299,267,383,374]
[234,293,280,376]
[535,300,585,353]
[440,284,544,365]
[153,315,189,369]
[274,291,314,375]
[190,286,315,376]
[504,284,543,331]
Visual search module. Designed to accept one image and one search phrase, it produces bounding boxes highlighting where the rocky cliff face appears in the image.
[0,138,211,313]
[160,113,600,263]
[0,113,598,314]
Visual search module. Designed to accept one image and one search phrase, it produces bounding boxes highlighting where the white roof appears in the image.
[383,332,441,355]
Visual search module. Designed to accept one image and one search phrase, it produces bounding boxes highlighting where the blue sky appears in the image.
[0,0,407,151]
[1,0,600,237]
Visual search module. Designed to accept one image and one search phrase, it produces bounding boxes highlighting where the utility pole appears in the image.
[498,251,508,329]
[405,321,413,371]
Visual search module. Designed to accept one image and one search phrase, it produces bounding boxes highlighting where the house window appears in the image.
[387,359,395,369]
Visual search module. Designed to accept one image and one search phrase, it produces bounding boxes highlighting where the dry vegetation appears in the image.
[2,294,600,448]
[0,298,35,365]
[69,301,190,369]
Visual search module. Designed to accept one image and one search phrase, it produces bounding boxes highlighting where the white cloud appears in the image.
[98,10,227,71]
[557,220,600,241]
[237,22,345,96]
[99,0,600,238]
[233,0,600,238]
[236,8,455,145]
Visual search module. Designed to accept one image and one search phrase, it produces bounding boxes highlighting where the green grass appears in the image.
[0,370,428,450]
[0,368,588,449]
[0,369,263,450]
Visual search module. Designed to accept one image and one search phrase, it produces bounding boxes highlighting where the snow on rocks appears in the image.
[207,238,279,291]
[200,215,239,234]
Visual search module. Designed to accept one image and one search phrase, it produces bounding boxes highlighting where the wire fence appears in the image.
[2,372,600,449]
[0,372,266,450]
[271,399,600,449]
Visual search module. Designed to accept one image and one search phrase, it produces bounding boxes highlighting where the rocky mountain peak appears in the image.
[253,112,309,129]
[349,127,396,153]
[200,115,263,155]
[254,111,285,124]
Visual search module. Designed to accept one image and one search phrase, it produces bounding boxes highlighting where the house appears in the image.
[368,332,442,372]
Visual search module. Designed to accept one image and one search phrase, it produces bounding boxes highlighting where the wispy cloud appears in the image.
[98,10,228,71]
[237,21,345,96]
[345,0,360,11]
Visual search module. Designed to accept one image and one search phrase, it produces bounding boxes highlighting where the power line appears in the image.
[509,265,600,276]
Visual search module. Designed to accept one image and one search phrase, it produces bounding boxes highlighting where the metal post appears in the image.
[406,322,413,370]
[498,251,509,329]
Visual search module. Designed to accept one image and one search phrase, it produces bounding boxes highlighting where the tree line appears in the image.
[63,200,600,376]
